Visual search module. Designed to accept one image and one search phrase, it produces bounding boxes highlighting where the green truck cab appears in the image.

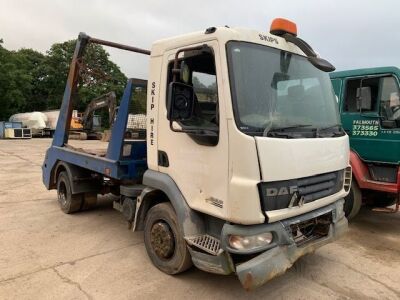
[330,67,400,218]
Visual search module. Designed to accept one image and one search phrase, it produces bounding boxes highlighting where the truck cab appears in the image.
[42,19,350,289]
[330,67,400,218]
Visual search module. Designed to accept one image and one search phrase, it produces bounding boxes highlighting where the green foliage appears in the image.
[44,40,127,112]
[18,49,48,111]
[0,42,43,119]
[0,38,128,122]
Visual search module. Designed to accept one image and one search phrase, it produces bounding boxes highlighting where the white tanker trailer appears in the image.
[9,111,53,137]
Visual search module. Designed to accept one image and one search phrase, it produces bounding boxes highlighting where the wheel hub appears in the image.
[58,183,67,206]
[150,221,175,259]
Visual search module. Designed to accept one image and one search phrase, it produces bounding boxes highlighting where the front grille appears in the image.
[297,172,337,202]
[259,170,344,211]
[290,212,332,247]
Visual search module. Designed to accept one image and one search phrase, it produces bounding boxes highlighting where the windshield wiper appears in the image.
[316,124,343,137]
[264,125,314,139]
[268,124,313,132]
[266,131,301,138]
[318,124,342,131]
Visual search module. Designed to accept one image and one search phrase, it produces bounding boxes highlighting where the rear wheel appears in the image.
[56,171,83,214]
[344,181,362,219]
[144,203,192,274]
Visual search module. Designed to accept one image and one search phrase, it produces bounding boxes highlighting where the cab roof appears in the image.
[150,26,306,57]
[330,66,400,79]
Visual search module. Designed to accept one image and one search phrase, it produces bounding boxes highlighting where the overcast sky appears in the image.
[1,0,399,79]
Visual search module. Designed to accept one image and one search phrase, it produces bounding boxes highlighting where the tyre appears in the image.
[144,202,192,274]
[56,171,83,214]
[344,180,362,219]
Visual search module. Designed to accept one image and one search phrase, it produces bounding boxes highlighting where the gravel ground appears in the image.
[0,139,399,300]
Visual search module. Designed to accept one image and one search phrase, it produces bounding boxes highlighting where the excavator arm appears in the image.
[82,91,117,131]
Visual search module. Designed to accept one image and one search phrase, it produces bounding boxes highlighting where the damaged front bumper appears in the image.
[188,200,348,290]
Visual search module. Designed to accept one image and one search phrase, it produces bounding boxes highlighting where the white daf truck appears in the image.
[43,18,350,290]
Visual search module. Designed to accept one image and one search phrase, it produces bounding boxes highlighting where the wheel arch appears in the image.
[50,161,66,189]
[349,150,369,188]
[133,170,205,236]
[134,188,169,231]
[51,161,101,194]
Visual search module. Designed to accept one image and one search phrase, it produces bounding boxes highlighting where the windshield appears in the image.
[227,41,341,137]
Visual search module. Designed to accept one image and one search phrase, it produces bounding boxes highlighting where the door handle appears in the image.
[158,150,169,167]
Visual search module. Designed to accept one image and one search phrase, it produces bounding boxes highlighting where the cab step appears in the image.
[185,234,222,256]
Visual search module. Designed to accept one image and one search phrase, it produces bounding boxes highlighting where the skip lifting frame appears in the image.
[52,32,150,148]
[43,33,150,186]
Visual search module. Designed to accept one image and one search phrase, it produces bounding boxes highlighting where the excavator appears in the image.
[69,91,117,140]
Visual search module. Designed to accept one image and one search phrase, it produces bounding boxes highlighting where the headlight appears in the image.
[228,232,273,250]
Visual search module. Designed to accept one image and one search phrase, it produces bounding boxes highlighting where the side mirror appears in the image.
[308,56,335,72]
[280,33,336,72]
[167,82,195,121]
[356,87,372,111]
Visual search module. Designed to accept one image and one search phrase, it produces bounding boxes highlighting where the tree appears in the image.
[0,38,128,126]
[43,40,128,112]
[0,41,34,120]
[16,48,47,112]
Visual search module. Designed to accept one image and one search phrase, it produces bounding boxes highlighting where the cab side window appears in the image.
[192,71,218,123]
[167,52,219,129]
[380,76,400,128]
[343,77,379,112]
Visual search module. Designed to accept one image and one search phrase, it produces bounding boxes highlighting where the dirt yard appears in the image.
[0,139,399,299]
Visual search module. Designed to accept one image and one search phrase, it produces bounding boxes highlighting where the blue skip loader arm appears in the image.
[42,33,150,190]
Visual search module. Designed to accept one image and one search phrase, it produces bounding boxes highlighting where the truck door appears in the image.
[341,75,400,164]
[157,41,229,219]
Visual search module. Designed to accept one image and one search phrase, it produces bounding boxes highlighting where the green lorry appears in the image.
[330,67,400,218]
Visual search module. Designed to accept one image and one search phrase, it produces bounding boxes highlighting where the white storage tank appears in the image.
[42,110,60,130]
[9,112,48,129]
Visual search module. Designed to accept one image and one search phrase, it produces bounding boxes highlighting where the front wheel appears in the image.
[344,180,362,219]
[144,202,192,274]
